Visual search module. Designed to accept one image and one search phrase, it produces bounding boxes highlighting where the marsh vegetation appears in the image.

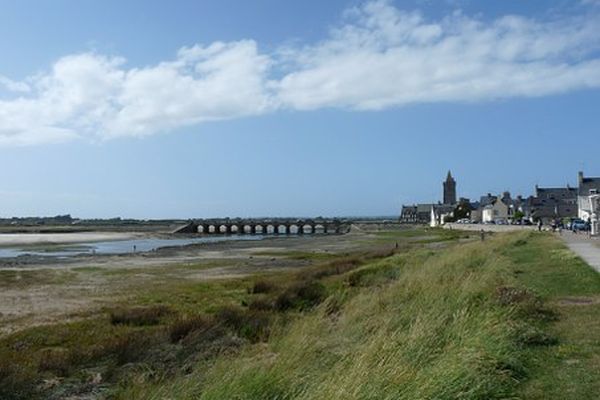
[1,228,598,399]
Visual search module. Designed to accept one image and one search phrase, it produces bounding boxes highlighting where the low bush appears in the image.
[250,279,277,294]
[0,363,35,400]
[247,297,274,311]
[37,348,72,376]
[98,332,157,365]
[216,306,271,343]
[496,286,557,321]
[169,315,212,343]
[110,305,171,326]
[274,280,327,311]
[515,324,559,347]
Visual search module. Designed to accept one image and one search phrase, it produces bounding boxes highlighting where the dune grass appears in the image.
[189,236,528,400]
[0,243,408,399]
[114,232,571,400]
[3,230,598,399]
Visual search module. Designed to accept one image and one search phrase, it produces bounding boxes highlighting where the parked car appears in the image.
[494,219,509,225]
[571,219,588,231]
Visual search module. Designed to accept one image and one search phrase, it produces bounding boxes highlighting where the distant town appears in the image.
[400,171,600,235]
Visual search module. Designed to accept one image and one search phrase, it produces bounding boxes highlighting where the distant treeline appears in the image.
[0,215,183,226]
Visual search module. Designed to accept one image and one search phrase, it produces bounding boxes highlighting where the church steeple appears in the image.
[443,171,457,205]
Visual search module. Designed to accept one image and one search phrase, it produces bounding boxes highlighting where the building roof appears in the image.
[416,204,435,213]
[535,186,577,200]
[578,173,600,196]
[430,204,454,212]
[479,194,497,207]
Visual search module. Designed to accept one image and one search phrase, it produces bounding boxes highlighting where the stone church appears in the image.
[400,171,457,224]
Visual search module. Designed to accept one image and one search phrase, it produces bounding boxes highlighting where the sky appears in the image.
[0,0,599,219]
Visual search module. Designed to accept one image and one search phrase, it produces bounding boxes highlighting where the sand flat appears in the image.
[0,232,136,247]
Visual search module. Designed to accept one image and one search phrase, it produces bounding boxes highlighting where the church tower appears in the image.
[443,171,457,205]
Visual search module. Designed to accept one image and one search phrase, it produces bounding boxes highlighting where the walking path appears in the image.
[562,232,600,273]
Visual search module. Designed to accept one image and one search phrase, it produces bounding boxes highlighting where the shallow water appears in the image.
[0,235,264,258]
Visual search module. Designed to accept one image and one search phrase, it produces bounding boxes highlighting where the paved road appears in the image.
[562,232,600,273]
[444,223,536,233]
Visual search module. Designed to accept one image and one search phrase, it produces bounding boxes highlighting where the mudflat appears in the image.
[0,227,401,336]
[0,232,137,247]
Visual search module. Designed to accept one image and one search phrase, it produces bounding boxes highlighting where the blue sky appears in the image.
[0,0,599,218]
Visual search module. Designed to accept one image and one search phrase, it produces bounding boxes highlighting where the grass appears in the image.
[109,305,172,326]
[251,250,340,261]
[189,236,524,400]
[120,232,599,400]
[0,269,77,288]
[0,243,407,399]
[372,226,468,241]
[507,233,600,399]
[2,229,598,399]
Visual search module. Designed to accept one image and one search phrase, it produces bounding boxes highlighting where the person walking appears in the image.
[537,220,543,232]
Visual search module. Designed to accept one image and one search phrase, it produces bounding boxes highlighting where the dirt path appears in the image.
[562,232,600,273]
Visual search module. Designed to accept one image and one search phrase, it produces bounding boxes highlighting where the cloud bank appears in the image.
[1,0,599,146]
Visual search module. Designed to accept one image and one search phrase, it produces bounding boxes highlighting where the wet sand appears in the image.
[0,232,138,247]
[0,230,383,336]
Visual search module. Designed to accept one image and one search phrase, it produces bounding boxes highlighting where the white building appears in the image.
[577,172,600,220]
[590,194,600,236]
[482,197,509,223]
[430,204,455,227]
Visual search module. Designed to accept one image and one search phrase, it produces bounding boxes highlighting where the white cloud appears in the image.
[276,1,600,110]
[0,0,599,146]
[0,76,30,93]
[106,40,273,138]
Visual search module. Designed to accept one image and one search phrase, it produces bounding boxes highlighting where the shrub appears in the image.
[248,297,274,311]
[38,348,72,376]
[250,280,277,294]
[274,281,327,311]
[515,325,559,347]
[0,363,35,400]
[495,286,557,321]
[496,286,536,306]
[101,332,156,365]
[296,281,327,305]
[110,305,171,326]
[169,315,212,343]
[216,306,271,343]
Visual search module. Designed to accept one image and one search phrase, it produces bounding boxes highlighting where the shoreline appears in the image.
[0,231,142,247]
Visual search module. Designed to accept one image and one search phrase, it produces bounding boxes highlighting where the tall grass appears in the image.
[7,231,590,399]
[132,234,546,400]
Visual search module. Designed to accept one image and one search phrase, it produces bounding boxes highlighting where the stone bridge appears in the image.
[173,218,349,235]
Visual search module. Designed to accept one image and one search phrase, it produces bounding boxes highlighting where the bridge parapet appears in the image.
[172,218,349,235]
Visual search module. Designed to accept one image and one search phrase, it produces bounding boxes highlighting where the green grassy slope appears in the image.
[120,231,599,400]
[3,230,598,399]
